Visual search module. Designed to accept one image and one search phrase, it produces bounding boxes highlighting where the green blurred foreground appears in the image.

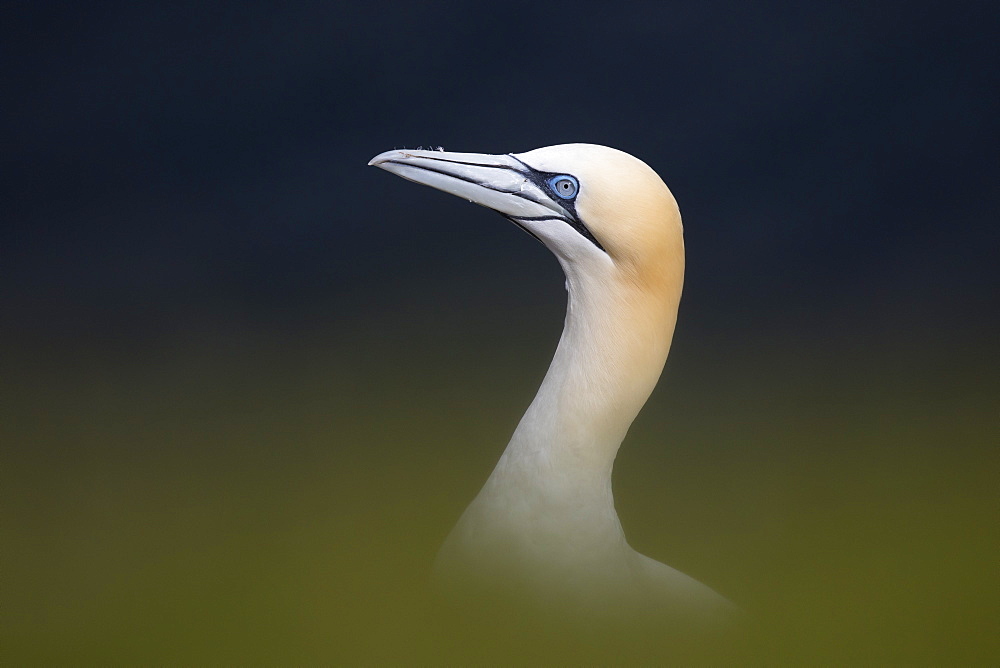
[2,301,997,663]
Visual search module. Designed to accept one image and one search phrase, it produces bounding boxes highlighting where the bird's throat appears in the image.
[475,256,682,536]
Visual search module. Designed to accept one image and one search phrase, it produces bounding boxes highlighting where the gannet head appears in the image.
[369,144,683,289]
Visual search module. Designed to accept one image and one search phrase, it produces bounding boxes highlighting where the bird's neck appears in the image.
[485,257,682,515]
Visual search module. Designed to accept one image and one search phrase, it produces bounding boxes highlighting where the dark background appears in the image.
[3,2,998,662]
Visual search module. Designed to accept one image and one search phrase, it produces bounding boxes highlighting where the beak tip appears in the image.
[368,149,406,168]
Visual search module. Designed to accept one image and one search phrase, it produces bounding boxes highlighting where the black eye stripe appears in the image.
[508,156,605,253]
[393,153,607,254]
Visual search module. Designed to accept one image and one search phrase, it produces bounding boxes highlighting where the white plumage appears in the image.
[370,144,734,624]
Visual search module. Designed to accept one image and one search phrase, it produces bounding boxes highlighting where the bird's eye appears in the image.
[548,175,579,200]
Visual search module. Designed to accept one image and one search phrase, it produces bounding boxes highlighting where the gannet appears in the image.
[369,144,734,624]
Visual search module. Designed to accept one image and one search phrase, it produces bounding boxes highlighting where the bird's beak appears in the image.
[368,148,573,221]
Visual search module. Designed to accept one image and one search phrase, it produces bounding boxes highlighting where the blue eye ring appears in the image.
[548,174,579,200]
